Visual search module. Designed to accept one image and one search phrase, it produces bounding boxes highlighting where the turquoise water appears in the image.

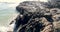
[0,3,18,26]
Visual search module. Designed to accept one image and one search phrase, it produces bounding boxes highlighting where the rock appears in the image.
[52,14,60,21]
[11,1,60,32]
[41,17,51,26]
[41,25,53,32]
[53,22,60,29]
[16,1,53,15]
[50,8,60,15]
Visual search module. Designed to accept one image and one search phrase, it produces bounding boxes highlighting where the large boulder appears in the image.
[12,1,60,32]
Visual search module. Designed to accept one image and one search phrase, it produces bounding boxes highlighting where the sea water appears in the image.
[0,2,18,32]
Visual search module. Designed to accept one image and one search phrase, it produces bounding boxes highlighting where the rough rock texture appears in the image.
[11,1,60,32]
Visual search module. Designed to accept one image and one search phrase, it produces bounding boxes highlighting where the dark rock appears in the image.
[11,1,60,32]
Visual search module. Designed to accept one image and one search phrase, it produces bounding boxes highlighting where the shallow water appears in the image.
[0,2,18,27]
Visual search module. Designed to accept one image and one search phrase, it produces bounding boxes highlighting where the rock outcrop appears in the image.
[12,1,60,32]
